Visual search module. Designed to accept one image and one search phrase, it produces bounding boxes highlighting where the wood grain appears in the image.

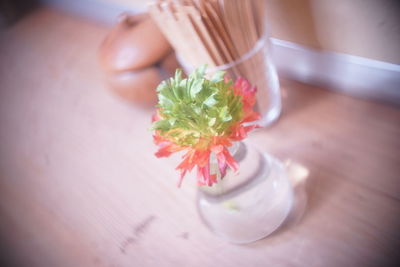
[0,8,399,267]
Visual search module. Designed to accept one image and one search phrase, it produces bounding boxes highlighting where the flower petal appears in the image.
[223,148,239,172]
[177,169,186,187]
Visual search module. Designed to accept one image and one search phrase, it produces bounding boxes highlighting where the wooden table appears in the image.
[1,8,399,267]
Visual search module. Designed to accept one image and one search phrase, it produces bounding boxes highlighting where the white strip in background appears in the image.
[271,38,400,105]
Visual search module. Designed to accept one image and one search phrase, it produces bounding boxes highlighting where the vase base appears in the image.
[197,150,295,244]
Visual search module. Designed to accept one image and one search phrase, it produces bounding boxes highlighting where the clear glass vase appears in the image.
[197,142,293,244]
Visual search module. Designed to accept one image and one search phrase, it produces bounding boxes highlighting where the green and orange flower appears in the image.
[152,66,259,187]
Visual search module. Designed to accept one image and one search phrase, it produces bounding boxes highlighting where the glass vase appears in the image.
[196,142,293,244]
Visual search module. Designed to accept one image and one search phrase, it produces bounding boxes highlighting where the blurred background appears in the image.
[2,0,399,103]
[5,0,398,62]
[0,1,399,267]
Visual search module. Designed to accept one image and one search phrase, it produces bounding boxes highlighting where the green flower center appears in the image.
[152,66,244,146]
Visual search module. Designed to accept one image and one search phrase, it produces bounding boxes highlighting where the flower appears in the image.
[152,66,260,187]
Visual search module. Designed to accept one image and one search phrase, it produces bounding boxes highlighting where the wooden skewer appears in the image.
[187,0,224,66]
[205,1,242,78]
[242,0,261,83]
[204,1,234,63]
[185,5,219,67]
[149,1,196,66]
[172,0,215,67]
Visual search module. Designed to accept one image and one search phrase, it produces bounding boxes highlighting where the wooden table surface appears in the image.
[1,8,399,267]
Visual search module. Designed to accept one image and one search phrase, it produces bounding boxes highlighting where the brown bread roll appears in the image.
[99,15,171,73]
[105,67,161,107]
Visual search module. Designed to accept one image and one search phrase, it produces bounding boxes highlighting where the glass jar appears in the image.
[196,142,293,244]
[176,0,281,127]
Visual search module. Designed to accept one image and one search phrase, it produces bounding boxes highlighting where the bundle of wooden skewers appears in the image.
[149,0,275,123]
[148,0,267,71]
